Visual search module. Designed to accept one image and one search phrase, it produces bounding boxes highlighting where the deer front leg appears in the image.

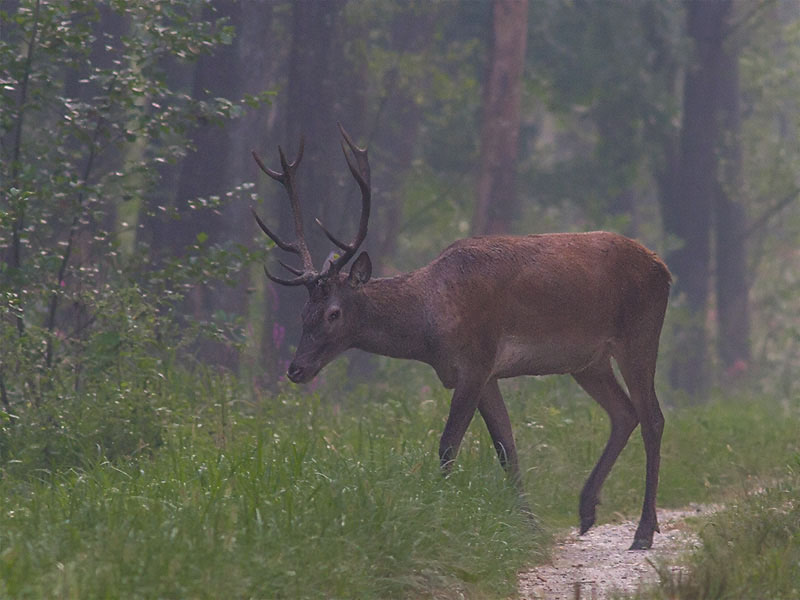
[438,375,487,474]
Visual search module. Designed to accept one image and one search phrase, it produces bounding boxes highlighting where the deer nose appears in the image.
[287,363,304,383]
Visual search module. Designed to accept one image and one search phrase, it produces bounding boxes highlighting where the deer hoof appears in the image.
[579,515,595,535]
[629,536,653,550]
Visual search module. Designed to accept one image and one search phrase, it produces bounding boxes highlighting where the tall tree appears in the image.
[714,17,750,375]
[159,1,246,369]
[132,1,279,371]
[262,0,347,371]
[661,0,731,394]
[369,5,439,271]
[175,1,281,371]
[472,0,528,235]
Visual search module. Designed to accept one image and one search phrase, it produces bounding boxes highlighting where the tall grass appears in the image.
[0,375,541,599]
[1,361,798,598]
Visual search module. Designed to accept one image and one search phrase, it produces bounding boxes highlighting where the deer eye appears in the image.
[327,308,341,323]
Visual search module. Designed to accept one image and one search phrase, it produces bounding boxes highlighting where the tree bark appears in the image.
[472,0,528,235]
[171,0,245,369]
[264,0,346,373]
[139,1,279,371]
[713,31,750,374]
[662,0,731,395]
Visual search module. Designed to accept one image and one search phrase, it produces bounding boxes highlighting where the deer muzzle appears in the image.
[287,361,319,384]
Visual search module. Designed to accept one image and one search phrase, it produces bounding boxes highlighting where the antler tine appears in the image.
[251,206,296,254]
[252,150,284,183]
[315,217,350,251]
[278,138,315,273]
[337,122,370,191]
[277,259,305,276]
[278,137,305,174]
[263,264,315,287]
[252,137,317,286]
[316,124,371,274]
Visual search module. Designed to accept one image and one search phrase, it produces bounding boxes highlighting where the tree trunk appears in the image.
[662,0,731,395]
[472,0,528,235]
[264,0,346,374]
[170,0,245,369]
[713,32,750,375]
[139,1,280,371]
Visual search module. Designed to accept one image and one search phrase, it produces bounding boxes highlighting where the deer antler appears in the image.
[252,124,371,286]
[251,138,318,286]
[317,123,371,274]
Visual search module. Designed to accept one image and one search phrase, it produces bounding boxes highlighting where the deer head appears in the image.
[252,124,371,383]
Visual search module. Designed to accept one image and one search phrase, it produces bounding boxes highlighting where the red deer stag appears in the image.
[251,125,671,550]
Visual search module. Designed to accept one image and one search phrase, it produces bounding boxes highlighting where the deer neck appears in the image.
[354,275,432,363]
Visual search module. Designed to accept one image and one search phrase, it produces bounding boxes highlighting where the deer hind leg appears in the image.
[615,341,665,551]
[478,379,521,483]
[477,379,535,517]
[572,357,639,536]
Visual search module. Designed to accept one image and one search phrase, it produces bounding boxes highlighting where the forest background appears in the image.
[1,1,799,598]
[2,0,798,400]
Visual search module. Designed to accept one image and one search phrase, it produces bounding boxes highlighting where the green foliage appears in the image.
[738,10,800,397]
[0,372,542,599]
[1,362,799,598]
[339,1,486,267]
[0,1,264,437]
[522,0,684,229]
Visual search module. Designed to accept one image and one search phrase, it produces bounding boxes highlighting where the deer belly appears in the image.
[491,337,599,377]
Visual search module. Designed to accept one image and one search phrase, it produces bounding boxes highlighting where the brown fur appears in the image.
[286,231,670,550]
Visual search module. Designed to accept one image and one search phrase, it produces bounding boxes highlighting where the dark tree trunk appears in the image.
[139,2,282,371]
[172,2,242,251]
[662,0,731,395]
[284,0,344,261]
[472,0,528,235]
[713,33,750,374]
[170,1,245,369]
[371,9,437,272]
[264,0,346,373]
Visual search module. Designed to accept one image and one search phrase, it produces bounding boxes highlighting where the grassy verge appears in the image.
[1,362,798,598]
[632,471,800,599]
[504,377,800,527]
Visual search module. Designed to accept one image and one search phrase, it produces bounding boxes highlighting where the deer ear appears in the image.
[348,252,372,286]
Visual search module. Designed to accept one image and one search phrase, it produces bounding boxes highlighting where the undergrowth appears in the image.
[1,361,798,598]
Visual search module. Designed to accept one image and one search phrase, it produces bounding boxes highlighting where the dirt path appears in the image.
[518,505,716,599]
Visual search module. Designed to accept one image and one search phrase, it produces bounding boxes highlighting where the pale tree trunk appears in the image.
[472,0,528,235]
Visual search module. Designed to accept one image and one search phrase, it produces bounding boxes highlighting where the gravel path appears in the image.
[518,505,716,599]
